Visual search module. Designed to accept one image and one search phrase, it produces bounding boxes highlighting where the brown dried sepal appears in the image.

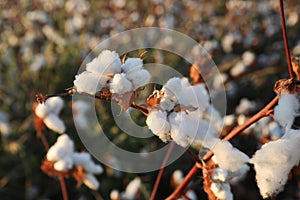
[36,93,48,104]
[274,78,300,95]
[292,56,300,80]
[72,166,86,188]
[202,164,218,200]
[112,91,137,112]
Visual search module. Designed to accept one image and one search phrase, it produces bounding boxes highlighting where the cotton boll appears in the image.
[242,51,256,66]
[35,103,50,119]
[54,156,73,171]
[109,73,132,94]
[189,84,210,110]
[56,134,74,154]
[212,140,250,172]
[47,144,67,161]
[46,97,64,115]
[110,190,120,200]
[230,61,247,78]
[250,132,300,198]
[86,50,121,75]
[235,98,256,115]
[172,170,184,186]
[274,94,299,131]
[125,69,151,90]
[43,113,66,134]
[180,77,190,87]
[74,71,107,95]
[122,58,143,73]
[146,110,171,142]
[159,97,175,111]
[83,173,100,190]
[213,73,228,90]
[84,162,103,174]
[162,77,182,101]
[210,182,233,200]
[185,190,198,200]
[123,177,141,200]
[268,121,283,140]
[224,115,235,126]
[212,168,229,182]
[72,152,91,166]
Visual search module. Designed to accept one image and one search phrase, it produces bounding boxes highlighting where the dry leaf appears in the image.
[112,91,137,111]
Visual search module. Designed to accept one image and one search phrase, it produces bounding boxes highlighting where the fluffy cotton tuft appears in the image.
[274,94,299,131]
[109,73,132,95]
[74,71,108,95]
[146,110,171,142]
[86,50,122,75]
[159,97,175,111]
[162,77,182,101]
[250,130,300,198]
[212,168,229,182]
[123,177,141,200]
[46,134,74,162]
[83,173,100,190]
[210,182,233,200]
[211,140,250,172]
[125,69,151,90]
[43,113,66,134]
[122,58,143,73]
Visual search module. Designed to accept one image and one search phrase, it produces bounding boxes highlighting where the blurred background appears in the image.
[1,0,300,199]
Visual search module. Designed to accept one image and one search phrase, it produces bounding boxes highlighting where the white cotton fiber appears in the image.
[53,157,73,171]
[56,134,74,154]
[211,140,249,172]
[122,58,143,73]
[124,177,141,200]
[242,51,256,66]
[86,50,121,75]
[212,168,229,182]
[125,69,151,90]
[235,98,256,115]
[74,71,106,95]
[210,182,233,200]
[146,110,171,142]
[159,97,175,111]
[162,77,182,101]
[43,113,66,134]
[72,152,91,166]
[172,170,184,185]
[35,103,50,119]
[46,144,66,162]
[84,162,103,174]
[250,130,300,198]
[109,73,132,94]
[46,97,64,115]
[83,173,100,190]
[274,94,299,131]
[188,84,210,110]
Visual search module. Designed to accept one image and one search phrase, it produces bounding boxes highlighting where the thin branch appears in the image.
[150,142,175,200]
[166,95,279,200]
[59,175,69,200]
[36,130,49,151]
[279,0,294,78]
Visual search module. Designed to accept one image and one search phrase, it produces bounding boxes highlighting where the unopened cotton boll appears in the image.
[125,69,151,90]
[86,50,121,75]
[250,130,300,198]
[210,182,233,200]
[274,94,299,131]
[54,157,73,171]
[121,58,143,73]
[211,140,249,172]
[83,173,100,190]
[109,73,132,94]
[146,110,171,142]
[43,113,66,134]
[74,71,107,95]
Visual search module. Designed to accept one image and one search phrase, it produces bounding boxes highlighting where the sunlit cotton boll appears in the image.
[83,173,100,190]
[210,182,233,200]
[109,73,133,94]
[122,177,141,200]
[274,94,299,132]
[74,71,109,95]
[162,77,182,102]
[230,61,247,78]
[53,157,73,171]
[212,168,229,182]
[146,110,171,142]
[86,50,122,75]
[46,96,64,115]
[121,58,143,73]
[110,189,120,200]
[250,130,300,198]
[125,69,151,90]
[46,134,74,162]
[43,113,66,134]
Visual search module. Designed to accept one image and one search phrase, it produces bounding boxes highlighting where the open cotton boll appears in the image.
[274,94,299,131]
[84,162,103,174]
[86,50,121,75]
[53,157,73,171]
[250,131,300,198]
[122,58,143,73]
[46,97,64,115]
[162,77,182,101]
[210,182,233,200]
[72,152,91,166]
[43,113,66,134]
[56,134,74,154]
[35,103,50,119]
[230,61,247,78]
[235,98,256,115]
[74,71,108,95]
[109,73,132,95]
[123,177,141,200]
[242,51,256,66]
[125,69,151,90]
[212,168,229,182]
[47,144,67,162]
[172,170,184,185]
[83,173,100,190]
[110,190,120,200]
[211,140,250,172]
[146,110,171,142]
[189,84,210,110]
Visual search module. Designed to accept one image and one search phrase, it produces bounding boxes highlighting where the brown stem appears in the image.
[36,130,49,151]
[279,0,294,78]
[150,142,175,200]
[166,95,279,199]
[185,149,201,164]
[59,175,68,200]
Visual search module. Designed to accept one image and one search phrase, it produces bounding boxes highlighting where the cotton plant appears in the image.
[34,96,66,134]
[73,50,151,110]
[42,134,103,190]
[110,177,142,200]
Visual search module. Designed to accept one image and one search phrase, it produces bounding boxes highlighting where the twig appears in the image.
[166,95,279,200]
[36,130,49,151]
[150,142,175,200]
[279,0,294,78]
[59,175,69,200]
